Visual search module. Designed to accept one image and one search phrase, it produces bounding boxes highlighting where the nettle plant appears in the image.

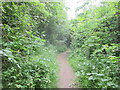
[2,2,68,88]
[69,2,120,88]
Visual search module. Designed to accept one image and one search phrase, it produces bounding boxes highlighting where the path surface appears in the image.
[57,51,77,88]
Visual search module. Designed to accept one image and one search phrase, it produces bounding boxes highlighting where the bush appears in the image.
[2,45,58,88]
[69,2,120,88]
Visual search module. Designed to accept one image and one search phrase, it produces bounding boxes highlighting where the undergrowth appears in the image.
[2,43,58,88]
[69,2,120,89]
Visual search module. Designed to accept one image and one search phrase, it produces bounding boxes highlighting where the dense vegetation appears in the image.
[1,1,120,89]
[1,2,68,88]
[69,2,120,88]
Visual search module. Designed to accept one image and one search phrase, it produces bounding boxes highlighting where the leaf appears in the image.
[88,76,93,80]
[97,74,104,76]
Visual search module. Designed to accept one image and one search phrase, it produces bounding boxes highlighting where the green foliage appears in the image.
[69,2,120,88]
[42,2,70,48]
[2,1,119,89]
[1,2,68,88]
[2,46,58,88]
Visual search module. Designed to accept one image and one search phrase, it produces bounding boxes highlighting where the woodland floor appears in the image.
[57,50,78,88]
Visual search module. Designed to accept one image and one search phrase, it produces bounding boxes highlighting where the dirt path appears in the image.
[57,51,77,88]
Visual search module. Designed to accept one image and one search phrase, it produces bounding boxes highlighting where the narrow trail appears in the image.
[57,51,77,88]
